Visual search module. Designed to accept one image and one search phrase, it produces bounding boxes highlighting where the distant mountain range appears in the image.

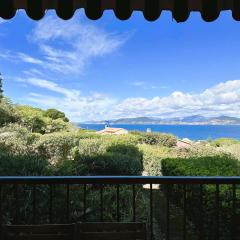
[81,115,240,125]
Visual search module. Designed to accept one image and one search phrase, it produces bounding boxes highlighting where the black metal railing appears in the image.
[0,176,239,240]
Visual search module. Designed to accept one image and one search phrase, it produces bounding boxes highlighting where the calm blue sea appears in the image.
[79,124,240,140]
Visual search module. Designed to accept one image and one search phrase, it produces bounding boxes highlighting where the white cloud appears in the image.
[130,81,146,87]
[23,68,45,77]
[19,78,80,99]
[17,53,43,64]
[19,79,240,121]
[115,80,240,119]
[27,16,129,74]
[0,15,130,75]
[0,19,6,24]
[130,81,167,90]
[0,51,43,65]
[20,77,117,121]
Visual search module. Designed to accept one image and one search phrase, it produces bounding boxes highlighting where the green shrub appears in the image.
[77,138,106,156]
[45,119,71,133]
[161,154,240,176]
[0,123,40,144]
[211,138,239,147]
[15,105,74,134]
[44,108,69,122]
[161,154,240,239]
[219,143,240,160]
[0,124,39,156]
[36,131,100,164]
[74,139,143,175]
[138,132,177,147]
[36,132,79,164]
[0,153,49,176]
[0,98,19,126]
[139,144,171,176]
[0,127,48,175]
[129,130,143,136]
[101,134,140,146]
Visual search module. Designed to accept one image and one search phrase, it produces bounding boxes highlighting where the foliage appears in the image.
[210,138,239,147]
[135,132,177,147]
[36,132,79,164]
[0,123,41,144]
[74,138,143,175]
[16,105,49,133]
[1,86,240,236]
[0,153,49,176]
[0,97,73,133]
[44,108,69,122]
[161,154,240,176]
[100,134,141,147]
[45,118,71,133]
[161,154,240,239]
[15,105,72,134]
[219,143,240,160]
[0,124,39,156]
[139,144,171,176]
[0,98,19,126]
[0,73,3,101]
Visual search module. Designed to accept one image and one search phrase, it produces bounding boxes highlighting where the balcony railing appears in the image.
[0,176,239,240]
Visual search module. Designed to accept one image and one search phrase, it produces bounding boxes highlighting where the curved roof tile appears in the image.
[0,0,238,22]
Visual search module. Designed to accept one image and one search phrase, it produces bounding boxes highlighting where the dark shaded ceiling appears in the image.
[0,0,239,22]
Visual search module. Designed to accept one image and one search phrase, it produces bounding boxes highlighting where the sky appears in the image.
[0,10,240,122]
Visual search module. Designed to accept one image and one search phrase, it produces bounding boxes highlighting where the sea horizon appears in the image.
[78,124,240,141]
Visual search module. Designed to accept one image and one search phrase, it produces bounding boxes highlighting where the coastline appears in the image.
[77,124,240,141]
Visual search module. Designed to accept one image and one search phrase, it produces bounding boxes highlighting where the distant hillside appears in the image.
[180,115,207,123]
[113,117,159,124]
[81,115,240,125]
[208,116,240,125]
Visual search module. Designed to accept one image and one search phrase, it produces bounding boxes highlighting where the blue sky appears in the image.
[0,10,240,121]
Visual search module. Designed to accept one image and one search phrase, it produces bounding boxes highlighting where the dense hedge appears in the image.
[161,154,240,176]
[0,98,19,126]
[139,144,171,176]
[210,138,240,147]
[135,132,177,147]
[0,153,49,176]
[36,131,98,164]
[161,155,240,239]
[74,139,143,175]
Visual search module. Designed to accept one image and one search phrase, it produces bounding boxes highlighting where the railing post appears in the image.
[32,185,36,224]
[0,185,2,238]
[0,176,238,240]
[231,184,236,240]
[49,184,53,224]
[150,183,153,240]
[14,184,19,224]
[100,184,103,222]
[166,185,170,240]
[199,184,204,240]
[83,184,86,222]
[116,184,120,222]
[66,184,70,223]
[132,184,136,222]
[215,184,220,240]
[183,184,187,240]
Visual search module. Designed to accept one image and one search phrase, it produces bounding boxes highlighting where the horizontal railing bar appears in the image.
[0,176,239,184]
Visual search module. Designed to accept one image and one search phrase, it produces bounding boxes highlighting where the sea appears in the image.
[78,124,240,141]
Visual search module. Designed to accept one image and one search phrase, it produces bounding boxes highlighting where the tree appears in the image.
[45,109,69,122]
[16,106,47,133]
[0,73,4,101]
[0,98,19,126]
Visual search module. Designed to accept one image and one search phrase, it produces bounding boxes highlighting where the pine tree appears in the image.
[0,73,3,101]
